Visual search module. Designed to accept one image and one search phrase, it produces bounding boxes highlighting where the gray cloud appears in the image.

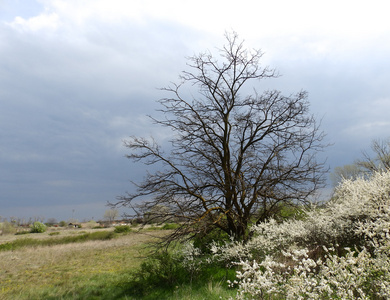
[1,1,390,221]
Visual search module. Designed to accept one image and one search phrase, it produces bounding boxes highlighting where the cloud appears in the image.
[9,12,59,31]
[344,121,390,137]
[1,0,390,220]
[0,7,189,220]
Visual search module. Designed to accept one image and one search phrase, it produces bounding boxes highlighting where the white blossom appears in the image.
[222,171,390,299]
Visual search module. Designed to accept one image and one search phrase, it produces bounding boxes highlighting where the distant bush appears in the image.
[114,225,132,233]
[92,225,105,229]
[30,222,47,233]
[131,217,144,225]
[45,218,58,226]
[161,223,180,230]
[84,220,97,229]
[58,221,67,227]
[0,221,16,235]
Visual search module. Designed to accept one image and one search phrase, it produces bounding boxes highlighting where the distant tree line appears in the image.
[330,137,390,187]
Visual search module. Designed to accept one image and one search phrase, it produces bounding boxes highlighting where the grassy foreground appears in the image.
[0,229,235,299]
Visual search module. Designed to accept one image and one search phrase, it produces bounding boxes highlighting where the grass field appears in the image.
[0,228,236,299]
[0,228,165,299]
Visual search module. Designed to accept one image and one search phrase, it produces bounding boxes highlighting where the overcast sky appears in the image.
[1,0,390,222]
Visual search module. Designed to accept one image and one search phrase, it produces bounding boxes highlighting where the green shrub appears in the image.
[128,251,187,296]
[146,225,160,231]
[114,225,132,233]
[126,248,236,298]
[92,225,105,229]
[30,221,47,233]
[193,228,230,254]
[58,221,67,227]
[161,223,180,230]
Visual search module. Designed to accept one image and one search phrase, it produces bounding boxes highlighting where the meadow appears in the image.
[0,227,150,299]
[0,227,235,300]
[3,172,390,299]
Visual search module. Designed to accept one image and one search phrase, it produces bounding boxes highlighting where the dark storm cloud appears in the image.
[262,38,390,171]
[0,12,197,220]
[1,0,390,220]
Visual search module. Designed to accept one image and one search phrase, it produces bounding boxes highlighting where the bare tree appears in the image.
[356,138,390,174]
[330,138,390,187]
[329,164,362,187]
[104,209,119,223]
[143,204,170,224]
[116,32,327,242]
[46,218,58,225]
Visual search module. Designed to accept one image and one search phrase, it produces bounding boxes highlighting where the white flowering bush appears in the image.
[233,245,390,299]
[178,241,203,278]
[30,221,47,233]
[211,171,390,299]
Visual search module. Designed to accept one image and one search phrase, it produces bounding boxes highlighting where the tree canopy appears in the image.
[116,32,327,242]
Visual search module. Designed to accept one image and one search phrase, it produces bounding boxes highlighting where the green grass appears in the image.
[122,247,237,299]
[48,231,61,236]
[0,230,236,299]
[161,223,181,230]
[126,281,236,300]
[114,225,132,233]
[0,230,116,252]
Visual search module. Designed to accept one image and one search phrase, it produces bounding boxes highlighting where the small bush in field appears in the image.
[161,223,180,230]
[0,221,16,235]
[84,220,97,228]
[92,225,105,229]
[114,225,132,233]
[193,228,230,254]
[48,231,60,236]
[127,246,236,298]
[30,222,47,233]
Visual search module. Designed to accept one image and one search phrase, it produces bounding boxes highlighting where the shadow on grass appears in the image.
[113,251,237,300]
[27,268,236,300]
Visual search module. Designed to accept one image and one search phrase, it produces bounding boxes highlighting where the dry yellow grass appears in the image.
[0,230,168,299]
